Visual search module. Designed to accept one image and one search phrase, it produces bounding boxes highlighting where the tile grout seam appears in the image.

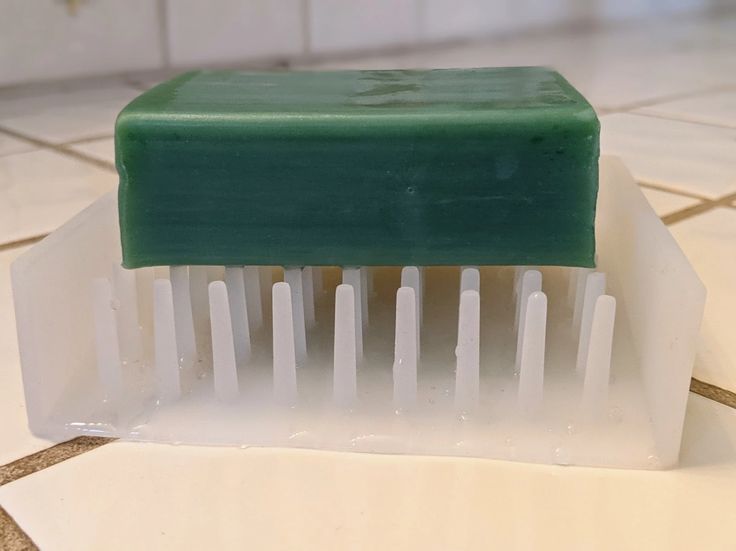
[0,437,115,487]
[637,180,711,202]
[626,109,736,131]
[0,126,115,173]
[663,190,736,226]
[0,235,49,253]
[609,82,736,114]
[0,504,38,550]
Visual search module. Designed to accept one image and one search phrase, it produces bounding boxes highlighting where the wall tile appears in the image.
[0,0,163,87]
[419,0,522,41]
[166,0,304,67]
[309,0,419,54]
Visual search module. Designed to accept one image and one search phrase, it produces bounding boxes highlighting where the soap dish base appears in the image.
[11,157,705,469]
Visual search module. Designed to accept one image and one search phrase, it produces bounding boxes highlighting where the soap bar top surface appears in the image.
[117,67,599,268]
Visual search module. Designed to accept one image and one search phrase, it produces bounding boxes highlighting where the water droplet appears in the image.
[566,423,576,435]
[608,406,623,422]
[504,437,514,447]
[553,446,571,465]
[109,298,121,310]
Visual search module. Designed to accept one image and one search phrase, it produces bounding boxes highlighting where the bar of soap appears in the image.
[116,67,599,268]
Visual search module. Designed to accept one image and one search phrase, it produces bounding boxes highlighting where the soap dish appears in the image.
[12,157,705,469]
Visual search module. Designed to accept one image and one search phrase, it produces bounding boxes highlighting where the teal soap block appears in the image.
[116,67,599,268]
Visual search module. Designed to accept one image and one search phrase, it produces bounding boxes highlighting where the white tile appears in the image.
[601,114,736,199]
[0,149,117,246]
[166,0,304,66]
[0,246,53,464]
[419,0,525,41]
[639,186,701,217]
[309,0,419,54]
[1,394,735,550]
[0,133,34,158]
[0,0,163,87]
[671,208,736,393]
[0,83,139,144]
[69,138,115,166]
[637,90,736,129]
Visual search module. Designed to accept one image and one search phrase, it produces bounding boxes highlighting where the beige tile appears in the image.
[166,0,304,67]
[0,134,34,158]
[0,83,139,144]
[636,90,736,129]
[308,0,419,54]
[0,246,53,465]
[0,149,116,246]
[671,208,736,393]
[69,138,115,165]
[0,0,163,87]
[0,394,734,550]
[639,186,701,217]
[601,114,736,199]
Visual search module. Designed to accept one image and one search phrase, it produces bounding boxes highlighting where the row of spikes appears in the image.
[93,265,616,417]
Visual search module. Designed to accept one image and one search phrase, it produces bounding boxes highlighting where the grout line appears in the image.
[0,505,37,551]
[627,109,736,132]
[63,134,114,146]
[608,82,736,114]
[0,126,115,173]
[157,0,171,69]
[301,0,311,56]
[663,191,736,226]
[691,378,736,410]
[0,437,115,487]
[638,181,710,202]
[0,234,48,253]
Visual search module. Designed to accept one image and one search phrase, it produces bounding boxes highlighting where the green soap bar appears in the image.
[116,67,599,268]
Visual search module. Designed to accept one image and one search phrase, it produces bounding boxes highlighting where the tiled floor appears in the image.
[1,12,735,551]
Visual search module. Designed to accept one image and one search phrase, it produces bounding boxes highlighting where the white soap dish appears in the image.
[11,157,705,469]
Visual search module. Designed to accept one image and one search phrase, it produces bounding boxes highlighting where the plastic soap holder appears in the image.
[12,157,705,469]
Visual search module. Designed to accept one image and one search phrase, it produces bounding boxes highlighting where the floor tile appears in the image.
[639,186,701,217]
[0,134,34,158]
[0,394,733,550]
[671,208,736,393]
[600,114,736,199]
[0,246,52,465]
[69,138,115,165]
[636,89,736,129]
[0,83,139,144]
[0,149,116,246]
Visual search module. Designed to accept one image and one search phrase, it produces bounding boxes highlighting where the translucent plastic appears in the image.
[11,157,705,469]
